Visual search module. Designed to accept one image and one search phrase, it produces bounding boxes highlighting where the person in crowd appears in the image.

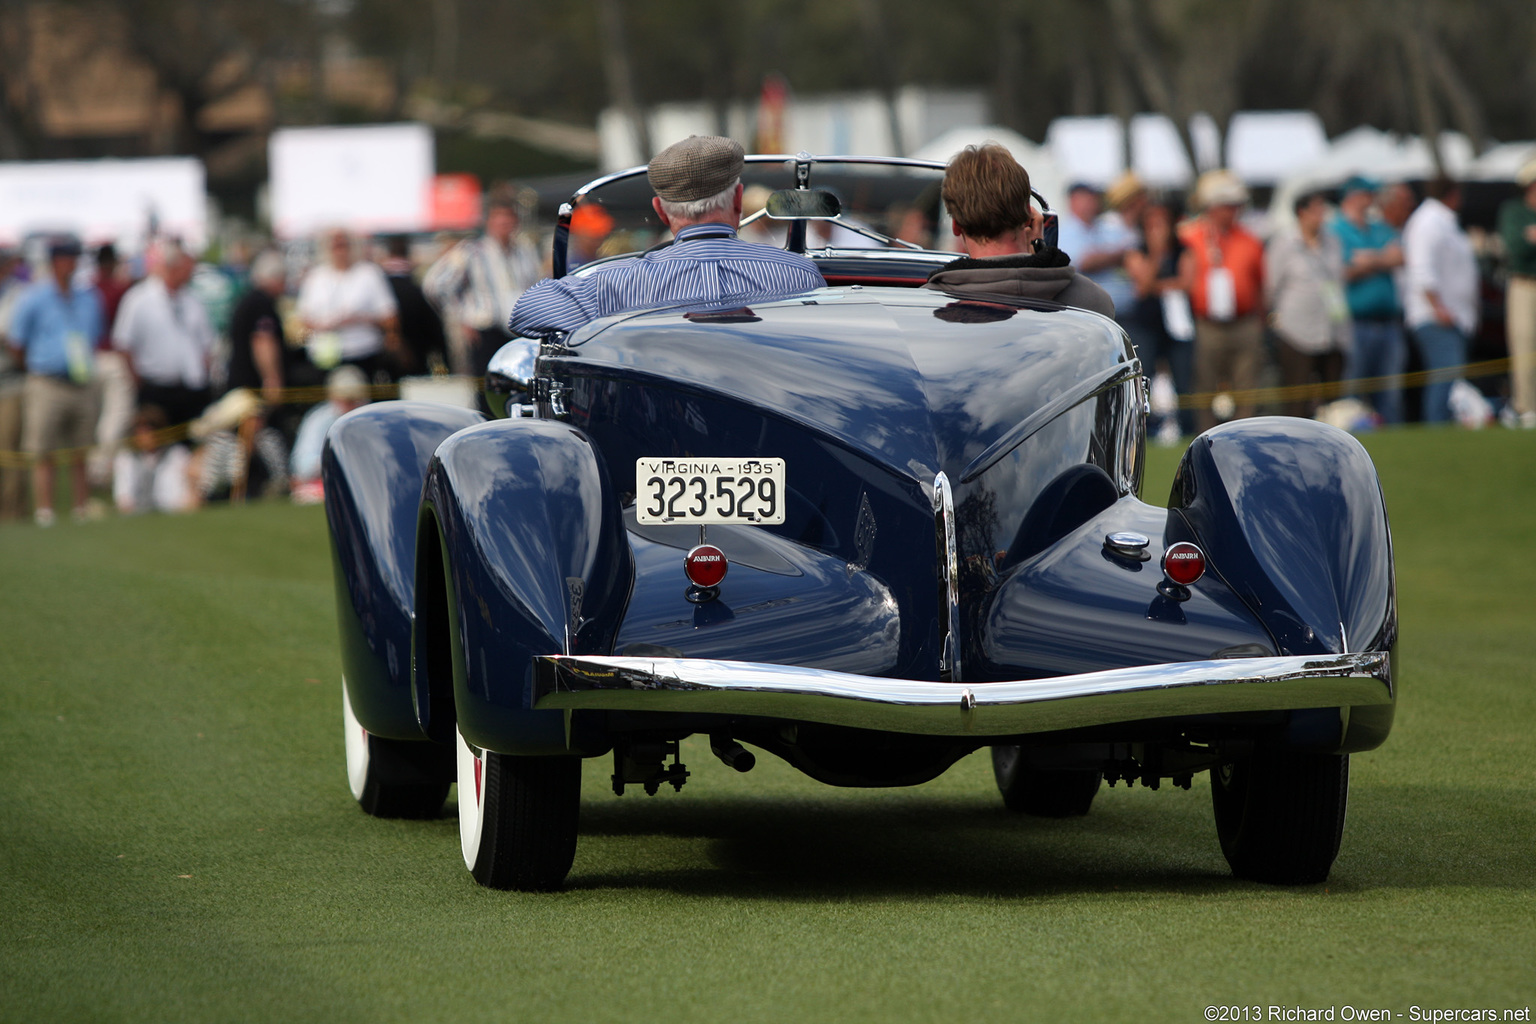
[1403,177,1479,424]
[1105,171,1150,247]
[509,136,825,338]
[1054,181,1137,315]
[112,403,192,514]
[295,228,398,382]
[1266,191,1350,419]
[186,387,288,504]
[1379,181,1417,234]
[922,143,1114,316]
[289,365,370,504]
[92,243,130,341]
[885,201,934,250]
[379,235,447,379]
[564,202,615,273]
[1179,169,1267,431]
[1331,176,1407,424]
[6,235,102,526]
[1496,157,1536,428]
[739,185,786,247]
[424,190,539,378]
[226,250,291,405]
[90,241,137,486]
[0,246,30,520]
[1124,199,1195,438]
[112,241,215,426]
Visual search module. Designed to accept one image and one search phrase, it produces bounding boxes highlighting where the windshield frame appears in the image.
[551,153,950,278]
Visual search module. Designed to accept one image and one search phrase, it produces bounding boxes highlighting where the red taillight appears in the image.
[1162,541,1206,586]
[684,544,728,588]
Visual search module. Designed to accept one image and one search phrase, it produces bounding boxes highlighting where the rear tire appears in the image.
[343,678,450,819]
[991,745,1102,817]
[456,727,580,891]
[1211,748,1348,884]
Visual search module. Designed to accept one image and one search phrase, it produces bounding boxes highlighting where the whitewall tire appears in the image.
[455,725,581,891]
[342,677,451,819]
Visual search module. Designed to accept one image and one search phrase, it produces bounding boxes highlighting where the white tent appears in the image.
[1042,113,1222,193]
[1225,111,1330,185]
[1265,127,1490,229]
[1466,141,1536,181]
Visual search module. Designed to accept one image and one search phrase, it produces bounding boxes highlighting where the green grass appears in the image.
[2,428,1533,1023]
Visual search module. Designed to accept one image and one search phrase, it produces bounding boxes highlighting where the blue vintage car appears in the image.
[325,155,1396,891]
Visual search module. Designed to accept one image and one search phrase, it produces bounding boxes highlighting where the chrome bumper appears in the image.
[531,652,1392,737]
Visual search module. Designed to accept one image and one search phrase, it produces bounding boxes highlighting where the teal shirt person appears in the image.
[1331,213,1400,319]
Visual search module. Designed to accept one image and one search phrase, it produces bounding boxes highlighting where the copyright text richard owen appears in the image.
[1205,1007,1531,1022]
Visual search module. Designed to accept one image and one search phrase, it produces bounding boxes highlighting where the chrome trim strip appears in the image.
[933,472,961,683]
[959,359,1142,484]
[567,154,948,206]
[532,652,1392,738]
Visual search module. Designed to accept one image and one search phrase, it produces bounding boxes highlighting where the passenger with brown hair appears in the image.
[923,143,1114,317]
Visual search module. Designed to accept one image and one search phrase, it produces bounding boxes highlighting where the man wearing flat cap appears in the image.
[509,135,825,337]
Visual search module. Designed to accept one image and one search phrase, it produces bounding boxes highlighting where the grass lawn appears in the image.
[1,427,1532,1023]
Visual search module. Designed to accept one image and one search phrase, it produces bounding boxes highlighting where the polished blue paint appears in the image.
[323,401,484,738]
[978,496,1277,681]
[1168,418,1396,659]
[327,280,1396,765]
[421,418,633,754]
[616,520,903,674]
[548,288,1142,684]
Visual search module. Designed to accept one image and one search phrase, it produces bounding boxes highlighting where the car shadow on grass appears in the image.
[562,781,1536,898]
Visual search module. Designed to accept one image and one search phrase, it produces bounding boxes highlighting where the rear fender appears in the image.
[1169,418,1397,751]
[418,419,632,755]
[979,494,1279,681]
[323,401,484,739]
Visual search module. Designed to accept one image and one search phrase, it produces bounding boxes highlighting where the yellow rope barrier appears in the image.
[1173,358,1511,411]
[0,379,473,469]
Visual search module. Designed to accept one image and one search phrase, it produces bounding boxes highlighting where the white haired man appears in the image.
[112,240,215,427]
[508,136,825,337]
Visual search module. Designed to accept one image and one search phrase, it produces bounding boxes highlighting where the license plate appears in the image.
[635,457,786,524]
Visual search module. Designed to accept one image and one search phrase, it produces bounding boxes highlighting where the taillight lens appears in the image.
[1162,541,1206,586]
[684,544,728,588]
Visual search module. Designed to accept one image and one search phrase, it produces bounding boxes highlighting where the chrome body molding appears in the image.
[932,471,960,683]
[532,651,1392,738]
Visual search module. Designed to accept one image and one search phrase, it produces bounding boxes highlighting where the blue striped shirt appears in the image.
[508,223,825,337]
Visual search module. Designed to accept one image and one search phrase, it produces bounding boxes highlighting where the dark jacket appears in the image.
[922,247,1116,318]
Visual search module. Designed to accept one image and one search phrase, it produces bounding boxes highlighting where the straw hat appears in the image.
[1195,169,1250,209]
[1105,171,1147,211]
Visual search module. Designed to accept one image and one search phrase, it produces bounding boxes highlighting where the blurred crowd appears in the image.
[0,186,543,526]
[1045,157,1536,442]
[4,155,1535,530]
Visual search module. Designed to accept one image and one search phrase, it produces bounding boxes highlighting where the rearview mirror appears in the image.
[766,189,842,220]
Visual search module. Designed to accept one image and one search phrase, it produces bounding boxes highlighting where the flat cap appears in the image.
[648,135,744,203]
[1518,155,1536,188]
